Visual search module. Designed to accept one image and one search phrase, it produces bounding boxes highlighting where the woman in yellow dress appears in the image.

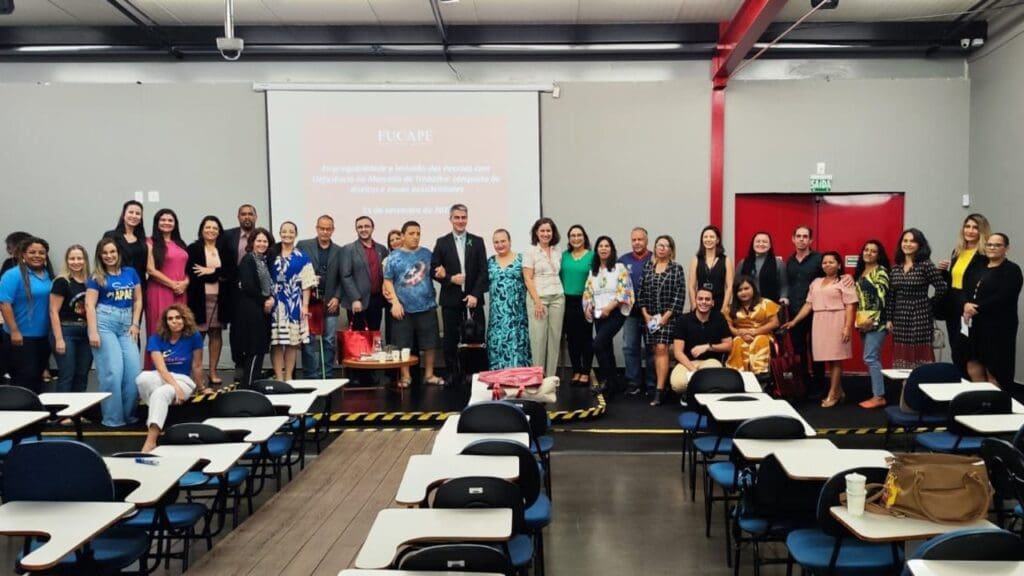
[726,275,781,374]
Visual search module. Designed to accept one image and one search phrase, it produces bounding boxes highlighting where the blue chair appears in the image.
[901,528,1024,575]
[883,363,960,448]
[253,379,322,468]
[213,389,295,492]
[679,368,745,500]
[916,389,1011,454]
[462,439,549,576]
[786,466,903,575]
[503,398,555,499]
[980,438,1024,530]
[111,452,208,571]
[2,440,150,575]
[695,395,761,511]
[162,422,253,530]
[431,476,533,574]
[705,416,806,566]
[396,543,515,575]
[732,453,821,576]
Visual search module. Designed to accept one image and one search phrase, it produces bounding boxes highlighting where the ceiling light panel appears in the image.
[131,0,280,26]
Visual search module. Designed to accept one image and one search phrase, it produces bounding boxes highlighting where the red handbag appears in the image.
[340,320,379,361]
[307,300,324,336]
[477,367,544,400]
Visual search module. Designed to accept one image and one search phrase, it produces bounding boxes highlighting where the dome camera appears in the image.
[216,36,244,60]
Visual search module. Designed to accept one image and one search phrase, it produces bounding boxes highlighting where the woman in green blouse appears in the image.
[561,224,594,386]
[854,239,891,409]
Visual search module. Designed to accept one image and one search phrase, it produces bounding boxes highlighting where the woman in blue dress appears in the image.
[270,221,316,381]
[486,229,532,369]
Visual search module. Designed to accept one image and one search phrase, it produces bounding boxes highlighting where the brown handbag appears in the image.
[864,453,994,524]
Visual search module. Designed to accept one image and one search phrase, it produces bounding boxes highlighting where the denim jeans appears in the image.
[862,329,887,397]
[52,323,92,393]
[301,314,338,378]
[94,305,141,427]
[593,313,626,386]
[622,314,655,389]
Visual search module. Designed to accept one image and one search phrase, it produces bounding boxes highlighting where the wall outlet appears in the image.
[148,190,160,203]
[961,193,970,207]
[134,190,144,202]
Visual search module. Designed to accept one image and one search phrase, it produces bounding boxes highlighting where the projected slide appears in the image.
[267,91,540,248]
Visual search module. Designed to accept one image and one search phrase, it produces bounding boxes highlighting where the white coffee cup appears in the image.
[846,489,866,516]
[845,472,866,493]
[401,348,411,361]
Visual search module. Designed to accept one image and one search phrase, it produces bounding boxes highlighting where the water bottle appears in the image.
[372,334,383,360]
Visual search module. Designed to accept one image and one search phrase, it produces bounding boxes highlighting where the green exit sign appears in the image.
[810,175,833,193]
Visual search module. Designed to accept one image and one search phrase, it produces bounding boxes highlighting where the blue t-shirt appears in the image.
[147,332,204,376]
[383,247,437,314]
[0,267,53,337]
[86,268,141,309]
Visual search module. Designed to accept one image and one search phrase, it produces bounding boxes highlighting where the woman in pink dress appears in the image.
[145,208,189,367]
[784,251,857,408]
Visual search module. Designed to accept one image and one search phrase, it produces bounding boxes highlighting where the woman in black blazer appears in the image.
[186,215,231,386]
[936,213,991,374]
[231,228,275,388]
[964,232,1023,388]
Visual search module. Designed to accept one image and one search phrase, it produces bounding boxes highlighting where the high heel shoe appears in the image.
[821,391,845,408]
[649,389,665,406]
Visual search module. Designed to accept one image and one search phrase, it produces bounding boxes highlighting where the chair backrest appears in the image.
[816,467,889,538]
[163,422,233,445]
[0,385,45,411]
[741,454,821,522]
[733,416,806,440]
[3,440,114,502]
[253,379,297,395]
[686,368,745,403]
[502,398,550,440]
[913,528,1024,561]
[213,389,276,418]
[395,543,514,575]
[461,439,541,508]
[904,362,962,412]
[1014,423,1024,454]
[948,390,1012,437]
[980,438,1024,504]
[432,476,526,533]
[458,402,530,435]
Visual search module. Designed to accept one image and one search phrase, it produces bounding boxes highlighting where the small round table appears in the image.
[342,356,419,390]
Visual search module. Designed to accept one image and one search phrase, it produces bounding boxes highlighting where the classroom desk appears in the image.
[38,392,109,418]
[906,560,1024,576]
[430,416,529,455]
[773,448,892,481]
[731,438,837,461]
[955,413,1024,434]
[919,383,1024,413]
[829,506,995,542]
[468,376,494,406]
[0,411,49,438]
[704,399,816,436]
[694,392,771,405]
[395,454,519,507]
[354,508,512,569]
[740,372,765,392]
[103,456,199,506]
[150,443,251,476]
[265,393,318,416]
[203,416,290,443]
[340,570,504,576]
[0,500,136,571]
[882,369,914,381]
[285,378,349,397]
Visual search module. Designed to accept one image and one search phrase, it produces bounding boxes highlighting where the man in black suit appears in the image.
[221,204,258,380]
[431,204,488,385]
[297,215,344,379]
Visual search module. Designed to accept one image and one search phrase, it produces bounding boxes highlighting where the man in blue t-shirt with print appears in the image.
[383,221,444,388]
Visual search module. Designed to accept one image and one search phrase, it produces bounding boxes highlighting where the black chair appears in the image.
[883,362,960,448]
[901,528,1024,575]
[694,395,760,505]
[679,368,745,499]
[162,423,253,530]
[111,452,208,571]
[213,389,295,492]
[0,385,48,447]
[502,398,554,498]
[461,439,550,576]
[2,440,151,575]
[916,389,1012,454]
[705,416,806,567]
[786,467,903,575]
[395,543,515,575]
[431,476,533,574]
[252,378,323,465]
[458,401,531,435]
[980,438,1024,530]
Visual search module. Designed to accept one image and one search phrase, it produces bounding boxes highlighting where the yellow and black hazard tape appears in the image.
[188,383,239,403]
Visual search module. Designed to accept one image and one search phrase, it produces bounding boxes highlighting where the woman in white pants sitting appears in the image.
[137,304,205,451]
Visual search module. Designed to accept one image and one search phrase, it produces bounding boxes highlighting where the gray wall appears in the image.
[969,16,1024,382]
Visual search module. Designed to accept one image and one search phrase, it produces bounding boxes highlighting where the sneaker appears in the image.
[679,397,688,408]
[858,396,887,409]
[624,386,641,397]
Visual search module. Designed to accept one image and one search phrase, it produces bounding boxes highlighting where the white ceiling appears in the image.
[0,0,989,27]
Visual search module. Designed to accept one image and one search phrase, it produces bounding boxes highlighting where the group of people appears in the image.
[0,204,1020,441]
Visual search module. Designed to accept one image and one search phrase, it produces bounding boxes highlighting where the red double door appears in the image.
[733,193,905,373]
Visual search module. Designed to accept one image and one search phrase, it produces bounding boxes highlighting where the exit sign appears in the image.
[810,174,833,193]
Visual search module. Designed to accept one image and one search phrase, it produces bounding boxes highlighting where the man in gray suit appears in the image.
[341,215,389,333]
[296,215,344,379]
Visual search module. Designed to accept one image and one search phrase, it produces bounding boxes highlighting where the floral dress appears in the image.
[270,248,317,346]
[486,254,532,369]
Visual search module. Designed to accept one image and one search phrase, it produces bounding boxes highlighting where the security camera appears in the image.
[216,36,244,60]
[960,38,971,50]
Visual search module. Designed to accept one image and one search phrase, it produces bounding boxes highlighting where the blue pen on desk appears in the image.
[134,457,160,466]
